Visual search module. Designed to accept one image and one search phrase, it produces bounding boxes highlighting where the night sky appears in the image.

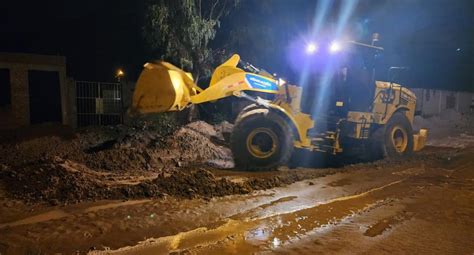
[1,0,146,81]
[1,0,473,91]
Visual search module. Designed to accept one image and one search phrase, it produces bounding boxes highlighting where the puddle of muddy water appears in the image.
[363,211,413,237]
[97,179,406,255]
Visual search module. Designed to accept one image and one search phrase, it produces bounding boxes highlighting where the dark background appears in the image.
[1,0,473,91]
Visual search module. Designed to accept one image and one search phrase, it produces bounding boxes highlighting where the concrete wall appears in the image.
[0,52,70,129]
[121,81,136,125]
[67,77,77,128]
[412,88,473,117]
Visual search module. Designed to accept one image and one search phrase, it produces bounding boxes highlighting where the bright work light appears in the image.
[329,41,342,53]
[306,42,318,54]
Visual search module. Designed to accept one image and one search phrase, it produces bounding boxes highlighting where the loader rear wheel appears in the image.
[231,109,293,171]
[371,112,414,158]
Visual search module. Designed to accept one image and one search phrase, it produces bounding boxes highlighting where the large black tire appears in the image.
[234,103,263,122]
[371,112,414,158]
[231,108,294,171]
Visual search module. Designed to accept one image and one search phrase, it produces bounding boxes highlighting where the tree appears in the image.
[143,0,239,79]
[217,0,314,79]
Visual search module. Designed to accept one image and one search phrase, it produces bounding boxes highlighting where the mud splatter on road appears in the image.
[1,118,472,254]
[1,146,472,254]
[94,147,474,255]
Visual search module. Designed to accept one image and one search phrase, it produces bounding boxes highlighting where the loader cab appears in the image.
[337,43,382,112]
[301,41,382,114]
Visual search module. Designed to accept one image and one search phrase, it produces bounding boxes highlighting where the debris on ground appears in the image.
[0,121,233,171]
[413,110,474,148]
[0,156,249,204]
[0,112,471,205]
[0,121,242,204]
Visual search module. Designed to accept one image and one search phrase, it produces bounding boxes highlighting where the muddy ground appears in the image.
[0,121,356,206]
[0,118,473,254]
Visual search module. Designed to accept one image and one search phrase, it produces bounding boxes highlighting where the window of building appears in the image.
[0,68,11,107]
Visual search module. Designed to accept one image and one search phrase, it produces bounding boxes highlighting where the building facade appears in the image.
[0,53,74,129]
[412,88,473,117]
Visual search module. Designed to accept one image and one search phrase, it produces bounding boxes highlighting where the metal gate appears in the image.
[76,81,123,127]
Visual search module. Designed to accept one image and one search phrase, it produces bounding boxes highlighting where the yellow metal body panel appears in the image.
[274,84,303,112]
[132,62,197,113]
[413,128,428,151]
[268,102,314,147]
[291,112,314,147]
[270,84,314,147]
[209,54,242,86]
[346,111,374,139]
[372,81,417,124]
[133,54,279,113]
[191,72,278,104]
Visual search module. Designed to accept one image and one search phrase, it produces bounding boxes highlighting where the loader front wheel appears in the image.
[231,110,293,171]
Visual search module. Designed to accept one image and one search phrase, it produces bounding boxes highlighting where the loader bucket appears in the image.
[132,62,197,113]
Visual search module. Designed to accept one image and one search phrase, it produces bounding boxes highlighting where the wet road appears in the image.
[1,147,473,254]
[97,147,473,255]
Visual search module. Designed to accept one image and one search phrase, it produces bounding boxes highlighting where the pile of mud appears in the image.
[78,121,233,171]
[0,154,350,205]
[0,121,233,171]
[413,110,474,148]
[0,121,240,204]
[0,156,249,205]
[1,158,110,205]
[1,119,443,205]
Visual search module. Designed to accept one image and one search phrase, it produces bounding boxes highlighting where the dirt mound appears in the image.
[413,110,474,148]
[0,156,246,204]
[0,157,109,204]
[0,120,242,204]
[0,121,234,172]
[2,118,456,206]
[0,151,345,205]
[0,154,344,205]
[77,121,233,171]
[165,121,233,167]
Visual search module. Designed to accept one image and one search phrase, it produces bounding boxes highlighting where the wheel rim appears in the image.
[391,126,408,153]
[246,128,278,159]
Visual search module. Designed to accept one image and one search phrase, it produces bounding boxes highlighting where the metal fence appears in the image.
[76,81,123,127]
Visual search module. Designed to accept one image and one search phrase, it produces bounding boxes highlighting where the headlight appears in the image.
[306,42,318,54]
[329,41,342,53]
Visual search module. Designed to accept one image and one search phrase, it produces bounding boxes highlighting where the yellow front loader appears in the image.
[132,44,428,170]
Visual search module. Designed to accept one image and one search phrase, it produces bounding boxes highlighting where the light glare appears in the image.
[116,69,125,77]
[278,78,286,86]
[329,41,342,53]
[306,43,318,54]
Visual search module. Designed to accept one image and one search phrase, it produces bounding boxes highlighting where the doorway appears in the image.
[28,70,62,124]
[0,69,11,107]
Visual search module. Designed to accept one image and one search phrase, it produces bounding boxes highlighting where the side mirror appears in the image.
[371,33,380,46]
